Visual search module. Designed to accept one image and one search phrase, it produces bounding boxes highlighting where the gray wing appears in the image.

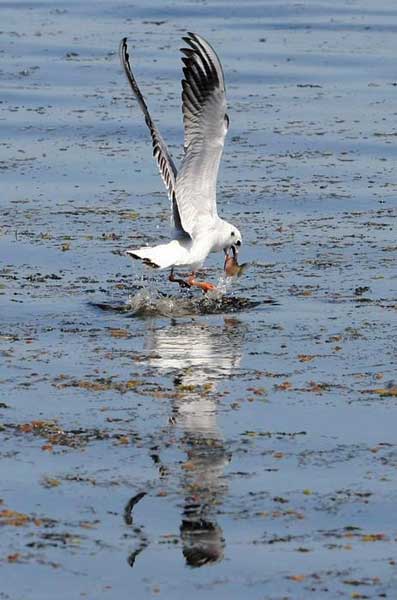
[175,33,229,239]
[119,38,186,235]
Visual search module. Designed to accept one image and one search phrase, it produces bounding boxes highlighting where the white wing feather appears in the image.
[175,33,229,239]
[119,38,186,235]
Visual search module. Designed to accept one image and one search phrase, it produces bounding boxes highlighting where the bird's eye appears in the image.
[231,231,235,237]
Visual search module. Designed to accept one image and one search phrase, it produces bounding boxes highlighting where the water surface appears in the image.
[1,0,397,598]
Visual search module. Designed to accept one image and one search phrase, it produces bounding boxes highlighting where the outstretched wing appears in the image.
[175,32,229,239]
[119,38,186,235]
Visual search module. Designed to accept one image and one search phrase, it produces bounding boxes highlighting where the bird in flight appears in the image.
[119,33,242,292]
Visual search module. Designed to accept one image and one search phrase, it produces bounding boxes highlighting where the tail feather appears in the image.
[126,240,189,270]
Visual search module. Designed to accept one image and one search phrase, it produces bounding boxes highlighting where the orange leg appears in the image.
[187,272,216,293]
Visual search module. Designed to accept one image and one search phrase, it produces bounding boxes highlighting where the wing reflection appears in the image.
[126,317,245,569]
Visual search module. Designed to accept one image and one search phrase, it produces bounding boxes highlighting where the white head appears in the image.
[218,219,242,258]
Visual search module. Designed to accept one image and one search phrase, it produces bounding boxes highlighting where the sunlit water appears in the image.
[1,0,397,598]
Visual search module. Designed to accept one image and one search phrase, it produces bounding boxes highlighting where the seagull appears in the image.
[119,33,242,292]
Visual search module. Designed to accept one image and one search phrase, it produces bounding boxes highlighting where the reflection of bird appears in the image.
[124,320,244,570]
[147,319,243,390]
[119,33,242,292]
[176,382,229,567]
[148,318,245,567]
[180,440,228,568]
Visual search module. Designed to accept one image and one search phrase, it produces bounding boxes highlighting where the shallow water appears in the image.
[1,0,397,598]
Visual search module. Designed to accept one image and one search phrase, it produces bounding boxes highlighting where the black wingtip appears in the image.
[126,252,160,269]
[119,37,128,61]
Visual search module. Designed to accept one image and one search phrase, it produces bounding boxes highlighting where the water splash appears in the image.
[126,287,186,317]
[93,269,266,317]
[213,274,234,296]
[92,287,264,317]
